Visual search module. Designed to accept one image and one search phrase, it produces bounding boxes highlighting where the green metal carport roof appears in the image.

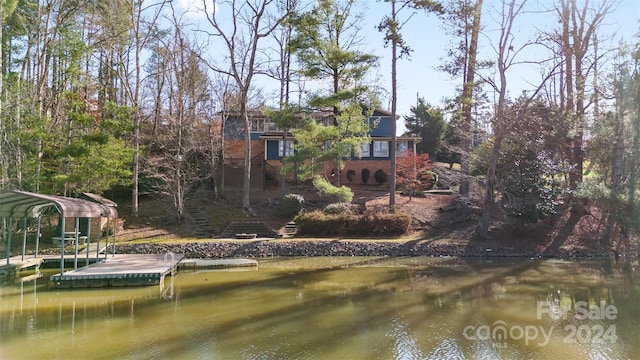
[0,190,118,218]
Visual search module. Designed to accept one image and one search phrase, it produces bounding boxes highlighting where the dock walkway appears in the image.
[50,254,184,289]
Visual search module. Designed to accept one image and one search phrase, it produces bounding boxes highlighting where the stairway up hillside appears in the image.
[183,184,280,238]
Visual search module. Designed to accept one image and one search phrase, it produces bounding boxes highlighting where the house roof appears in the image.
[0,190,118,218]
[259,131,294,140]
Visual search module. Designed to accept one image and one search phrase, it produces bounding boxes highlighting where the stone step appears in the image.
[284,222,297,235]
[220,220,277,238]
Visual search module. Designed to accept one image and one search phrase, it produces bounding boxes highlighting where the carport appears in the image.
[0,190,118,274]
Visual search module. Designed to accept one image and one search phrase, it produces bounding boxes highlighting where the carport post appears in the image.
[85,218,91,266]
[35,217,41,258]
[74,218,79,270]
[59,216,65,274]
[7,218,12,265]
[95,220,101,260]
[4,218,9,265]
[21,218,27,261]
[104,217,110,260]
[112,218,116,258]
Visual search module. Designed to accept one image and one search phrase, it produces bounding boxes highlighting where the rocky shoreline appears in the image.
[111,240,637,259]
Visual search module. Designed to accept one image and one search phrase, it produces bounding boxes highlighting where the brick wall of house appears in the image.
[341,160,391,185]
[264,159,392,186]
[223,140,266,189]
[225,140,264,160]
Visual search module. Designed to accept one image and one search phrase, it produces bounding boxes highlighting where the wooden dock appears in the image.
[0,256,45,279]
[1,256,44,271]
[4,253,260,289]
[50,254,184,289]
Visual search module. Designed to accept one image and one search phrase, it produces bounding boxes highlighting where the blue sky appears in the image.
[176,0,640,134]
[361,0,640,132]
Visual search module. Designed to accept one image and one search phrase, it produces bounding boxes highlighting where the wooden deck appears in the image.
[1,256,45,271]
[50,254,184,289]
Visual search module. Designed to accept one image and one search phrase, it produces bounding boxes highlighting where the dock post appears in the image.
[164,252,175,267]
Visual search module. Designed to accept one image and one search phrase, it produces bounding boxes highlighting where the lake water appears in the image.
[0,257,638,359]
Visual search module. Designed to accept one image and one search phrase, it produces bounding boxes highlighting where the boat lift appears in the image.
[0,190,118,276]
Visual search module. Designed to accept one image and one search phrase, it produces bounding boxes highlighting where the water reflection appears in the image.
[0,257,637,359]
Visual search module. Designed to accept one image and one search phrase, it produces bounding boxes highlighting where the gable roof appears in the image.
[0,190,118,218]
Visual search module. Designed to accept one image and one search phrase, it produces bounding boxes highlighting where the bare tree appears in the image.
[459,0,483,202]
[476,0,555,236]
[267,0,300,197]
[117,0,168,217]
[476,0,523,236]
[439,0,484,211]
[203,0,288,214]
[378,0,442,211]
[143,8,215,218]
[211,74,239,199]
[0,0,4,187]
[555,0,614,194]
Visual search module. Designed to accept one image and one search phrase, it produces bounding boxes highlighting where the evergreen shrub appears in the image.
[374,169,387,184]
[294,211,410,236]
[361,168,370,184]
[278,193,305,217]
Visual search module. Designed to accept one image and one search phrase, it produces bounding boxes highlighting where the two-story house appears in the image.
[222,108,421,189]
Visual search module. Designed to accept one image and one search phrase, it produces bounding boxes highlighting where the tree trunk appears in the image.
[477,0,522,237]
[558,0,576,194]
[458,0,483,216]
[280,130,289,197]
[389,0,398,212]
[627,77,640,246]
[0,0,4,188]
[241,94,253,214]
[131,1,144,217]
[603,113,623,244]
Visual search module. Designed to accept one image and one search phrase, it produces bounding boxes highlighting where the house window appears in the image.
[250,118,271,132]
[373,141,389,157]
[320,117,335,126]
[397,141,408,156]
[265,121,277,131]
[279,140,294,157]
[361,143,370,157]
[250,119,262,132]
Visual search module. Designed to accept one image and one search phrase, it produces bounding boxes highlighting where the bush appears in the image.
[396,151,433,194]
[498,146,560,223]
[294,211,343,235]
[419,170,438,190]
[374,169,387,184]
[361,168,370,184]
[346,169,356,182]
[278,193,305,217]
[313,176,354,203]
[323,202,360,215]
[294,210,411,236]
